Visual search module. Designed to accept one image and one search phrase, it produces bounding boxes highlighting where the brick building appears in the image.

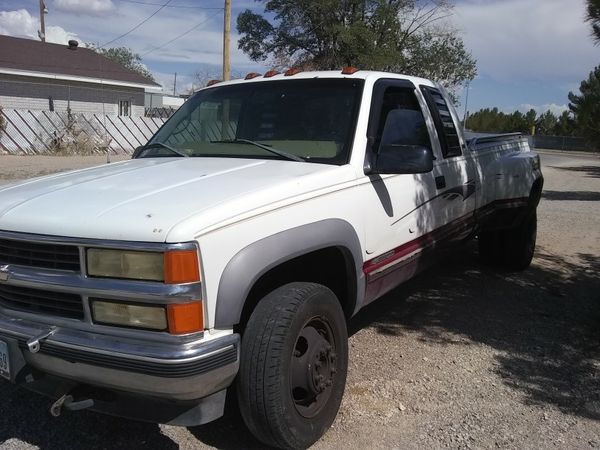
[0,35,161,116]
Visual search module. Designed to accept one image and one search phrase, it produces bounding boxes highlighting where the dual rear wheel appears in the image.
[478,211,537,270]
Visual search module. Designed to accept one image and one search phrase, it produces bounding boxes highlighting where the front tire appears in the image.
[237,282,348,450]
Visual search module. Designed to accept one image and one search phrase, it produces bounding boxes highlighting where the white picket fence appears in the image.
[0,109,167,155]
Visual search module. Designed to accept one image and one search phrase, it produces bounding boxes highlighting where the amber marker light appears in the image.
[263,70,280,78]
[245,72,261,79]
[206,79,221,86]
[167,302,204,334]
[341,66,359,75]
[284,67,302,76]
[164,250,200,284]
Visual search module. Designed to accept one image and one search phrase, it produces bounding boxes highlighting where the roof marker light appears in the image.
[245,72,261,80]
[284,67,302,76]
[341,67,359,75]
[263,70,280,78]
[206,79,221,86]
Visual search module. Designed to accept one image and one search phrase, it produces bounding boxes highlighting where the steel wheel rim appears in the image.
[289,315,338,418]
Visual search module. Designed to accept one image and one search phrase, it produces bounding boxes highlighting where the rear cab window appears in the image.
[420,86,462,158]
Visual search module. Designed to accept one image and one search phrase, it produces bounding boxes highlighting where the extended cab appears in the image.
[0,70,543,449]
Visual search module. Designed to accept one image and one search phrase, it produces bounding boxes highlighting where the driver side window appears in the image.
[375,87,431,153]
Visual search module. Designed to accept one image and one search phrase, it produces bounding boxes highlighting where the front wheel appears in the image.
[237,282,348,450]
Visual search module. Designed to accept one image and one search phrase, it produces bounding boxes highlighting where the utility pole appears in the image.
[38,0,47,42]
[173,72,177,96]
[222,0,231,81]
[463,82,470,129]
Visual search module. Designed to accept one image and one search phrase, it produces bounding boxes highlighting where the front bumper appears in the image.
[0,313,240,402]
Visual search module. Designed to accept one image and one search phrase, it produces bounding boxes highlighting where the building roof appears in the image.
[0,35,160,89]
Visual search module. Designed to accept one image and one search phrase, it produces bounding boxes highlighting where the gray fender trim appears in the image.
[214,219,365,328]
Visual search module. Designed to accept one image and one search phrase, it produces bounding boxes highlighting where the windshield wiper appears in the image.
[210,138,305,162]
[135,142,189,158]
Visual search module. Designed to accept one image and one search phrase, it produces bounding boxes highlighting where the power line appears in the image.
[141,10,222,57]
[101,0,173,48]
[115,0,222,8]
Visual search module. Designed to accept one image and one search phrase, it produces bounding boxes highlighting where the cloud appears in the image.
[52,0,115,16]
[0,9,78,44]
[453,0,597,83]
[517,103,568,116]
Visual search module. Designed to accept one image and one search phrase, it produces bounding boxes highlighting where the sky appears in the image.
[0,0,597,116]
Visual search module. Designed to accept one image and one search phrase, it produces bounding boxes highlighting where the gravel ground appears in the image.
[0,150,599,449]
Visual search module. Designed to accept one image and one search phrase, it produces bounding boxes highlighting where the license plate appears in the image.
[0,341,9,380]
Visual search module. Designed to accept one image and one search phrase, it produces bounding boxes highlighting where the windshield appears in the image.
[142,79,364,164]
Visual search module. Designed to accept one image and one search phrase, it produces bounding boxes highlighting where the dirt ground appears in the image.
[0,150,598,450]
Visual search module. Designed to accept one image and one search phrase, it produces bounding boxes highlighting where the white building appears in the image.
[0,35,161,117]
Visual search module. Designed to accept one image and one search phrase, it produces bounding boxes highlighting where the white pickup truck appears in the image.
[0,70,542,449]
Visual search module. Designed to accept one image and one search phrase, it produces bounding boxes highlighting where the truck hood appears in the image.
[0,158,356,242]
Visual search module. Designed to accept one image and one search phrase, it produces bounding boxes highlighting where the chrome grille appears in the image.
[0,284,84,319]
[0,238,80,271]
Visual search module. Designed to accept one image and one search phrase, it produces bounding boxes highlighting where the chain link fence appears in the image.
[532,135,595,152]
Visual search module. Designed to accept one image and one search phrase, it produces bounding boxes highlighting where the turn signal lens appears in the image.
[164,250,200,284]
[207,79,221,86]
[263,70,279,78]
[168,302,204,334]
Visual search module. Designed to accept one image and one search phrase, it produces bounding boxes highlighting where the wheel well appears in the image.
[236,246,356,333]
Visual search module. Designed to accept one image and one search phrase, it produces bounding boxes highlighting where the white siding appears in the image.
[0,74,145,116]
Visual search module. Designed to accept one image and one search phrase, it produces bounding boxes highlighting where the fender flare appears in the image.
[214,219,365,328]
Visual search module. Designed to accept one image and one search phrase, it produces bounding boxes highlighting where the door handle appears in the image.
[435,175,446,190]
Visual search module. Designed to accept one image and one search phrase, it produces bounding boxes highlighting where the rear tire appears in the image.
[478,211,537,271]
[478,229,502,266]
[503,211,537,270]
[237,282,348,450]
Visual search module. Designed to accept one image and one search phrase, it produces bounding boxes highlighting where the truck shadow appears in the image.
[0,381,178,449]
[542,190,600,201]
[1,244,597,449]
[350,243,600,421]
[550,165,600,179]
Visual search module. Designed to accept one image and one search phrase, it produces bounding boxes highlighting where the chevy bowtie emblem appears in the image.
[0,265,10,282]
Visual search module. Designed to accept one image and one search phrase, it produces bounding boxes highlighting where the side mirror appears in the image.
[369,108,434,174]
[373,144,433,174]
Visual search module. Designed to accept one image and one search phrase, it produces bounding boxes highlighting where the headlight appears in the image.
[86,248,201,283]
[91,300,167,330]
[91,300,204,334]
[87,249,164,281]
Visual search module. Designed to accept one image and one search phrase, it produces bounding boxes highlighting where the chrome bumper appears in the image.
[0,313,240,401]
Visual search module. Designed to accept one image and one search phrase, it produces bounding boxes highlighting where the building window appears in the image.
[119,100,130,117]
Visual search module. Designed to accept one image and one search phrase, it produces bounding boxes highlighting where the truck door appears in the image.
[361,80,441,301]
[419,85,477,241]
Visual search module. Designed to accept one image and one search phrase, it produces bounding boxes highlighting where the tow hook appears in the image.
[26,327,57,353]
[50,394,95,417]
